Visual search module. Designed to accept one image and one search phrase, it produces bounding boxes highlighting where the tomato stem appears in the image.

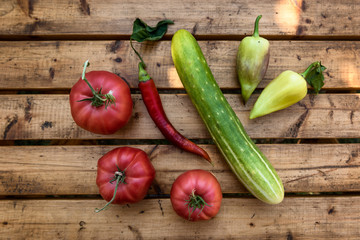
[185,189,211,220]
[95,169,126,213]
[78,60,116,109]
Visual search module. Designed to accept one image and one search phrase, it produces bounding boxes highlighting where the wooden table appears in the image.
[1,0,359,239]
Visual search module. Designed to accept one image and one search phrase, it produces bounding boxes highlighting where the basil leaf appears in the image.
[131,18,174,42]
[302,62,326,94]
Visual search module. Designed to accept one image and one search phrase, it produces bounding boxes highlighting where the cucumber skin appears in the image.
[171,29,284,204]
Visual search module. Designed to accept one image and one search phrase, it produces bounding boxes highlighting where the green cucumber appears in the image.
[171,29,284,204]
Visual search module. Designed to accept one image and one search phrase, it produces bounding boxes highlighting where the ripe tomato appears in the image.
[170,169,222,221]
[69,61,132,135]
[96,147,155,212]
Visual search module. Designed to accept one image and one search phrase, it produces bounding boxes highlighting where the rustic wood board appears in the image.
[1,0,359,238]
[0,40,358,90]
[0,0,358,37]
[0,144,359,195]
[1,94,359,140]
[1,196,359,239]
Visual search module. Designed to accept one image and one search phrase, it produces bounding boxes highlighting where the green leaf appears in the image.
[301,62,326,94]
[131,18,174,42]
[130,18,174,67]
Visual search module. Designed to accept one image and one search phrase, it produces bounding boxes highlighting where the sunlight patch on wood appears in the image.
[343,61,359,88]
[166,66,182,88]
[275,0,302,33]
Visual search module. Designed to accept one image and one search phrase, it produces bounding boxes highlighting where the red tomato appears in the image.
[170,169,222,221]
[96,147,155,212]
[69,68,132,135]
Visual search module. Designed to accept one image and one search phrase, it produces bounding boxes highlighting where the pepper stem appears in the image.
[185,189,211,220]
[300,61,320,79]
[78,60,116,109]
[252,15,262,38]
[130,39,146,68]
[138,62,151,82]
[95,169,126,213]
[300,61,326,94]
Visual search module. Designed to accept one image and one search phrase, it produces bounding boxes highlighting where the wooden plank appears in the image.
[0,0,358,37]
[1,94,360,140]
[0,40,358,90]
[1,197,359,239]
[0,144,359,195]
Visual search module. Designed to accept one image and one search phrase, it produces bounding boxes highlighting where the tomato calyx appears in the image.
[95,166,127,213]
[78,60,116,109]
[185,189,211,220]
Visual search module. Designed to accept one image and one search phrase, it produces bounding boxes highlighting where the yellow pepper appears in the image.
[250,62,326,119]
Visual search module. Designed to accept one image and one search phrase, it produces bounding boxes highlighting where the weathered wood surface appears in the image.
[0,0,358,38]
[1,94,359,140]
[1,197,359,239]
[1,0,359,238]
[0,40,358,90]
[0,144,359,195]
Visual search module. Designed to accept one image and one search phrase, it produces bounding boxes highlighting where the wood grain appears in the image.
[0,0,359,239]
[1,94,360,140]
[0,144,359,195]
[1,197,359,239]
[0,0,358,38]
[0,40,358,90]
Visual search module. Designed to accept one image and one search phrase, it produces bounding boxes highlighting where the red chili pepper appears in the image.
[138,63,212,164]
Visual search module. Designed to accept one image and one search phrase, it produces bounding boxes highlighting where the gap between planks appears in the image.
[1,34,360,42]
[1,192,360,200]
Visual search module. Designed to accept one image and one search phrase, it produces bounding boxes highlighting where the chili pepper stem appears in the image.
[185,189,211,220]
[138,62,151,82]
[95,170,126,213]
[130,39,146,68]
[252,15,262,38]
[78,60,116,108]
